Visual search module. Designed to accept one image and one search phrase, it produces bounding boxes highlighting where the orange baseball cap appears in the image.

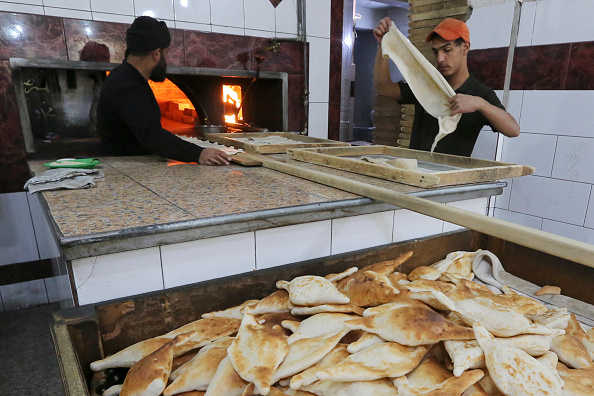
[425,18,470,43]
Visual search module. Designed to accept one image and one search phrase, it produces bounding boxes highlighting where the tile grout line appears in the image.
[583,184,593,228]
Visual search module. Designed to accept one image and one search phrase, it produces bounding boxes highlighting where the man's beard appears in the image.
[149,55,167,82]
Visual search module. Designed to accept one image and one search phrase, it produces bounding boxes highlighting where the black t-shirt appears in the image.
[398,74,504,157]
[97,61,203,162]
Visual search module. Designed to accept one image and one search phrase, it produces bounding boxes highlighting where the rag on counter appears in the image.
[24,168,105,193]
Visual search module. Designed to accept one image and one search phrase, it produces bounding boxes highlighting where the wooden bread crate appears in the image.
[205,132,350,154]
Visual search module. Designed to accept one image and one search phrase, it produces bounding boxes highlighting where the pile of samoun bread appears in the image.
[90,250,594,396]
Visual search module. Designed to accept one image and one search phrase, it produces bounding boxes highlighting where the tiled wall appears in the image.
[467,0,594,245]
[71,197,488,305]
[0,0,338,193]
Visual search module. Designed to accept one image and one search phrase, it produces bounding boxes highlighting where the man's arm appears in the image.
[373,17,401,100]
[449,94,520,138]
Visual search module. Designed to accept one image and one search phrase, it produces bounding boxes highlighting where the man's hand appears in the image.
[449,94,486,116]
[373,17,392,43]
[199,148,231,166]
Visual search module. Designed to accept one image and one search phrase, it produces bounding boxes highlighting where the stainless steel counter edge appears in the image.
[49,182,505,260]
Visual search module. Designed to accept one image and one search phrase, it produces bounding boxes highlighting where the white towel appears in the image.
[25,168,104,193]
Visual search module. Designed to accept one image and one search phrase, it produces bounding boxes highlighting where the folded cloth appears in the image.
[25,168,105,193]
[473,250,594,327]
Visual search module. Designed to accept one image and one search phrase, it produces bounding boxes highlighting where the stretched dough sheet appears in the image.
[381,24,461,152]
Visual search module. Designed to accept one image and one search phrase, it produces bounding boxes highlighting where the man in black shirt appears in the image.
[98,16,230,165]
[373,18,520,156]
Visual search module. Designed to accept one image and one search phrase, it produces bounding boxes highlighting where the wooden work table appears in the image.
[29,155,505,306]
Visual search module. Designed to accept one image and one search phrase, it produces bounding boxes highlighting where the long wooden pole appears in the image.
[246,154,594,268]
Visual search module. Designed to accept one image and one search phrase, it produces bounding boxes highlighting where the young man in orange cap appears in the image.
[373,18,519,156]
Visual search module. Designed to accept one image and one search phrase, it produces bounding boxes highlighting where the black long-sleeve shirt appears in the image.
[97,61,203,162]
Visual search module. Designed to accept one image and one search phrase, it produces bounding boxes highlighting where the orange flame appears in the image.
[223,85,243,124]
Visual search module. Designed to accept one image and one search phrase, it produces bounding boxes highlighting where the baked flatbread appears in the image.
[527,307,570,329]
[203,357,249,396]
[550,334,591,369]
[120,332,195,396]
[556,362,594,396]
[227,308,290,395]
[345,303,474,346]
[303,378,398,396]
[407,266,442,281]
[535,285,561,296]
[165,337,234,395]
[250,290,295,315]
[336,251,413,291]
[325,267,358,283]
[345,270,400,307]
[346,332,386,354]
[291,303,364,316]
[393,367,484,396]
[473,323,563,396]
[90,317,241,371]
[277,276,350,306]
[285,313,357,345]
[202,300,259,319]
[290,344,350,390]
[315,342,430,382]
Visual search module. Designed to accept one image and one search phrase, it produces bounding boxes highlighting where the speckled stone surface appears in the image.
[29,155,379,238]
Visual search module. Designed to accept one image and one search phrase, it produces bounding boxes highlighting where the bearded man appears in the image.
[97,16,229,165]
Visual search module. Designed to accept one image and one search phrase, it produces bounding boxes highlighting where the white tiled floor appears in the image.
[161,232,255,289]
[551,136,594,184]
[508,175,591,226]
[331,211,394,255]
[500,132,557,177]
[255,221,331,269]
[393,209,444,242]
[72,247,163,305]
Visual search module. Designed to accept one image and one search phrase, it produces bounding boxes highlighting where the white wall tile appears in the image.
[27,193,60,260]
[500,132,556,177]
[443,198,488,232]
[472,127,498,160]
[509,175,591,226]
[173,0,209,24]
[275,0,297,36]
[211,25,243,35]
[245,28,275,38]
[308,102,328,139]
[92,12,135,23]
[520,91,594,137]
[466,1,514,50]
[305,0,330,38]
[72,247,162,305]
[244,0,274,32]
[516,0,535,47]
[43,0,90,10]
[331,211,394,255]
[493,208,543,230]
[506,90,523,124]
[0,1,43,13]
[551,136,594,184]
[541,219,594,245]
[91,0,134,15]
[256,221,331,269]
[393,209,444,242]
[531,0,594,46]
[308,36,330,103]
[0,279,48,311]
[0,192,40,266]
[0,0,42,5]
[494,178,512,210]
[585,189,594,229]
[211,0,244,28]
[175,20,210,31]
[135,0,174,19]
[162,232,255,289]
[44,7,92,18]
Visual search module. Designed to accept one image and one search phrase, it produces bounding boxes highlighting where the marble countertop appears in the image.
[29,155,505,259]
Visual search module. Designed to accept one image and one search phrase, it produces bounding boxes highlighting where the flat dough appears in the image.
[381,24,461,152]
